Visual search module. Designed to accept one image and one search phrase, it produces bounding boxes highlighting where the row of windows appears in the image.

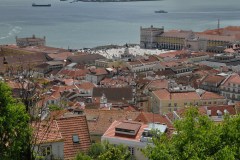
[167,101,220,107]
[133,67,154,72]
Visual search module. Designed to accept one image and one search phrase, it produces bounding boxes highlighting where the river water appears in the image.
[0,0,240,48]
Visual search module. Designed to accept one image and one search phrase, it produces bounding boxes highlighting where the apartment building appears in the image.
[150,88,227,115]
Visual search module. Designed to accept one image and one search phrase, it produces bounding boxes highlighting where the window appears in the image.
[128,147,135,156]
[40,146,51,156]
[72,135,80,143]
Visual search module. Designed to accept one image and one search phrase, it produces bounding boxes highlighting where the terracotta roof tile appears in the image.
[153,89,170,100]
[206,105,236,116]
[76,82,96,90]
[84,109,140,135]
[171,92,200,100]
[56,115,91,159]
[222,74,240,86]
[134,112,173,128]
[88,68,108,76]
[32,120,63,144]
[201,91,225,100]
[146,79,169,90]
[47,52,73,61]
[102,120,148,141]
[202,75,225,84]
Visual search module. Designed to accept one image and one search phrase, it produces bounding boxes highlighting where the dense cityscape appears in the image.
[1,0,240,159]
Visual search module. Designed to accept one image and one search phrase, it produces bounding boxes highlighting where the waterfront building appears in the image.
[140,26,240,52]
[16,35,46,47]
[140,25,164,49]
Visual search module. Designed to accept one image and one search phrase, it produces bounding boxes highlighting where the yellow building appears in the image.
[150,89,227,115]
[140,26,240,52]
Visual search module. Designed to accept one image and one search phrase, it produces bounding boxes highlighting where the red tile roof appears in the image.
[202,75,226,84]
[134,112,173,128]
[153,89,170,100]
[103,120,148,141]
[84,109,140,135]
[153,89,200,101]
[47,52,73,61]
[58,69,89,79]
[222,74,240,86]
[57,115,91,160]
[158,50,186,59]
[201,91,225,100]
[128,55,159,65]
[146,79,169,90]
[89,68,108,76]
[166,106,207,122]
[206,105,236,116]
[76,82,96,90]
[33,120,63,144]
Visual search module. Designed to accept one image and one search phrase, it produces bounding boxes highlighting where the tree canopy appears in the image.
[142,107,240,160]
[0,82,31,159]
[75,141,133,160]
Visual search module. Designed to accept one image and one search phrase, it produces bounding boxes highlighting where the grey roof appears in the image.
[4,52,47,65]
[92,87,133,102]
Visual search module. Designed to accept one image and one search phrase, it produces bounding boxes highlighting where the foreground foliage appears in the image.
[142,107,240,160]
[75,141,133,160]
[0,82,31,159]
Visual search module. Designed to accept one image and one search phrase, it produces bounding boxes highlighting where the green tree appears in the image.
[75,141,132,160]
[142,107,240,160]
[0,82,31,159]
[75,152,92,160]
[48,104,62,111]
[98,144,131,160]
[87,142,105,159]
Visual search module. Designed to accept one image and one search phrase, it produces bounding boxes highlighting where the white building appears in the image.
[125,55,162,73]
[101,120,168,160]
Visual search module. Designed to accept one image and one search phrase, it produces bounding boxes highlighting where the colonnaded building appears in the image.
[140,25,240,52]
